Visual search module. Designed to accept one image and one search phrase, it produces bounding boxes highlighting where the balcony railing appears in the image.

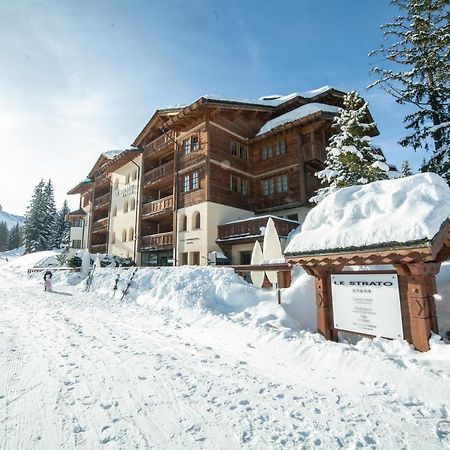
[142,195,173,218]
[218,216,299,241]
[90,243,107,254]
[144,132,175,155]
[92,217,108,232]
[143,160,174,185]
[140,232,173,249]
[96,172,110,185]
[303,140,326,162]
[93,192,110,209]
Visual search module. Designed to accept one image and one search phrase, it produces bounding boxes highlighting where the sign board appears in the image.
[331,273,403,340]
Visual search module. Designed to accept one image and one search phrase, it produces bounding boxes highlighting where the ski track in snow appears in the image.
[0,269,450,449]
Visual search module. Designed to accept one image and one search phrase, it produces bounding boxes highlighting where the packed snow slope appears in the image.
[1,256,450,449]
[285,172,450,255]
[0,209,24,230]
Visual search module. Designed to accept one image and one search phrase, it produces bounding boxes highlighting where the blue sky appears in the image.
[0,0,424,215]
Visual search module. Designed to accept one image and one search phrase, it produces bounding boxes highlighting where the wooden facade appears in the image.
[69,87,377,265]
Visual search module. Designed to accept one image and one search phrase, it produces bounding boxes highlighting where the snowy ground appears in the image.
[1,254,450,449]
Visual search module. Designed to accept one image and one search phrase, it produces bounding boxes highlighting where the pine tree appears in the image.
[0,222,8,251]
[7,223,22,250]
[369,0,450,183]
[23,180,47,253]
[43,179,57,249]
[401,160,413,176]
[314,91,390,201]
[52,200,70,249]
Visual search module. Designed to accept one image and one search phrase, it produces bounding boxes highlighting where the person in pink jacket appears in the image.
[43,270,53,292]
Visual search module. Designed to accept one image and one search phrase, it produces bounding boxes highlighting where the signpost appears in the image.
[331,273,403,340]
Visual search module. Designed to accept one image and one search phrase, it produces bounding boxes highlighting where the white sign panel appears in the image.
[331,273,403,340]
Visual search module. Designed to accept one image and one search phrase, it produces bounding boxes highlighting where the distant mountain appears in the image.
[0,207,24,230]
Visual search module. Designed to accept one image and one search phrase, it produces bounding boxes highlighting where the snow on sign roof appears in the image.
[284,173,450,256]
[257,103,339,136]
[102,150,123,159]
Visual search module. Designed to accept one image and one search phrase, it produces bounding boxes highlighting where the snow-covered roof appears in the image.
[257,103,339,136]
[202,86,341,109]
[102,150,123,159]
[285,173,450,256]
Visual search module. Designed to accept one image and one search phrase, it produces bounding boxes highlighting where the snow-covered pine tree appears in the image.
[313,91,390,201]
[7,223,22,250]
[52,200,70,249]
[369,0,450,183]
[43,179,57,250]
[0,222,8,251]
[401,160,413,177]
[23,179,47,253]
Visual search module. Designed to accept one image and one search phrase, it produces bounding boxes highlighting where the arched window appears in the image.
[113,179,119,190]
[180,214,187,231]
[130,197,136,211]
[122,229,127,242]
[112,206,117,217]
[110,232,115,244]
[192,211,200,230]
[132,169,137,181]
[128,227,134,241]
[123,200,128,213]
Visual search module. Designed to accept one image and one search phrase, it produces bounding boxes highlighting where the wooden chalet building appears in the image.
[67,86,379,266]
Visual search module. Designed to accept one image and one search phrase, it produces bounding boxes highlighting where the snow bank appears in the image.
[285,173,450,255]
[8,249,61,269]
[257,103,338,136]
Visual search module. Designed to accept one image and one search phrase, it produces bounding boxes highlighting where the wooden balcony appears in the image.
[142,195,173,219]
[143,160,174,186]
[92,217,108,233]
[303,140,326,162]
[144,132,175,156]
[95,172,110,186]
[140,232,173,250]
[93,192,110,209]
[90,243,107,254]
[217,216,299,244]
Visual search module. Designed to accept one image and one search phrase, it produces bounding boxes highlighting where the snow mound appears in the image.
[8,250,61,269]
[285,173,450,255]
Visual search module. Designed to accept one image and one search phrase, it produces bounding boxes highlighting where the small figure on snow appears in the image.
[44,270,53,292]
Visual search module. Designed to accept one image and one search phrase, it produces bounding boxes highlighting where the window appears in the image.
[192,171,199,190]
[275,139,286,156]
[262,175,288,196]
[71,239,82,249]
[181,252,188,265]
[287,213,298,222]
[262,178,275,196]
[110,233,115,245]
[122,229,127,242]
[130,197,136,211]
[125,174,130,184]
[192,211,200,230]
[261,144,273,160]
[191,251,200,265]
[191,135,199,151]
[112,206,117,217]
[240,251,251,265]
[113,179,119,190]
[230,175,249,195]
[183,172,200,192]
[180,214,187,231]
[230,140,248,160]
[183,175,190,192]
[183,138,191,154]
[276,174,288,192]
[123,200,128,213]
[131,169,137,181]
[128,227,134,241]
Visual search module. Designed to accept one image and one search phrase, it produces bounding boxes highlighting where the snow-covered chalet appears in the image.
[66,86,379,266]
